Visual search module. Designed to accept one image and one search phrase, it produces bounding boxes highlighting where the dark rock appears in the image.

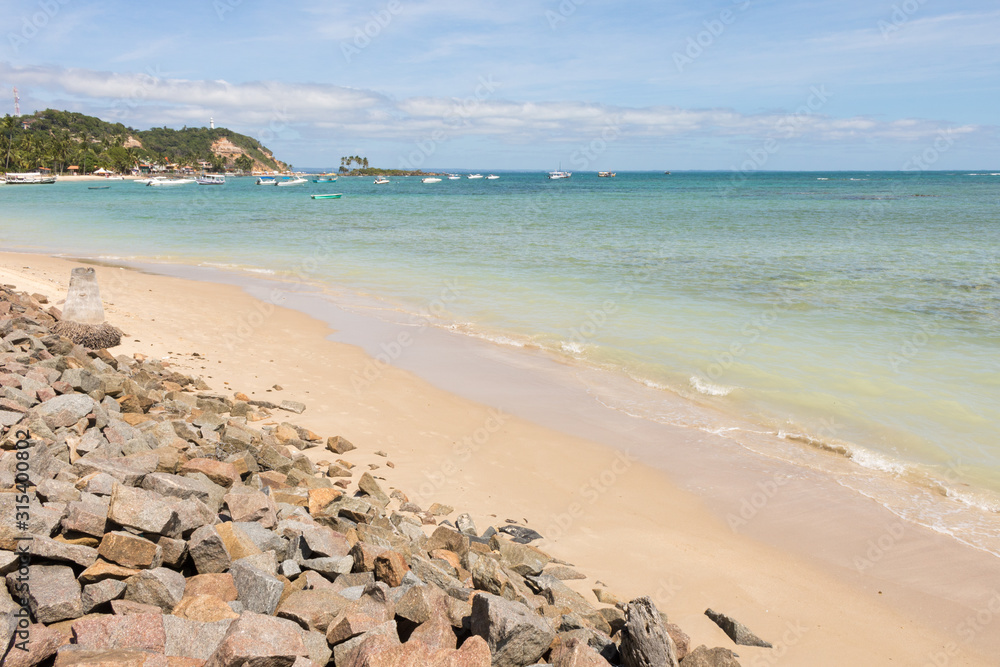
[705,608,772,648]
[621,597,679,667]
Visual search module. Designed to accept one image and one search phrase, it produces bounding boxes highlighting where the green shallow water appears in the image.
[3,171,999,515]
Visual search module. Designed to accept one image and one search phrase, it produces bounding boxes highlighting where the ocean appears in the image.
[3,170,999,552]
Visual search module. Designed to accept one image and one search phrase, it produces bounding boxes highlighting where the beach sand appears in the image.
[3,250,997,666]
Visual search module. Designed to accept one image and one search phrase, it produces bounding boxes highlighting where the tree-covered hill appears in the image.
[1,109,286,174]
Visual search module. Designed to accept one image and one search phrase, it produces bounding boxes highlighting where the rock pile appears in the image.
[0,284,754,666]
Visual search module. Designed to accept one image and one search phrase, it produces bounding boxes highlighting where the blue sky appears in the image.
[1,1,997,170]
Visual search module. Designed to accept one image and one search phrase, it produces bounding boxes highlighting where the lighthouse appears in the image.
[210,117,214,129]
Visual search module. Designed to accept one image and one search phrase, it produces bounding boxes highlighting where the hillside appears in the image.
[1,109,286,173]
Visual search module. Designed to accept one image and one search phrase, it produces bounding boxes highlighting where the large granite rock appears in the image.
[620,597,678,667]
[470,593,555,667]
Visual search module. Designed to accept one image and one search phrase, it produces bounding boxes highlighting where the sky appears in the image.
[1,0,998,170]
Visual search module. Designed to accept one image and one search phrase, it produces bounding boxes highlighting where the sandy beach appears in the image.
[2,250,997,666]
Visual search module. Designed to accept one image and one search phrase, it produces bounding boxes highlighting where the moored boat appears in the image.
[4,172,56,184]
[486,174,500,180]
[447,174,461,180]
[196,174,226,185]
[547,170,571,180]
[422,177,442,183]
[275,176,307,187]
[256,176,277,185]
[147,177,196,187]
[311,193,343,200]
[467,174,483,179]
[598,171,616,178]
[374,176,390,185]
[313,176,338,182]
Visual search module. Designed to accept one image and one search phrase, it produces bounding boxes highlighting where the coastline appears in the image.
[2,250,997,665]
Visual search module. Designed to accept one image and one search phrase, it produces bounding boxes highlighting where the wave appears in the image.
[689,375,736,396]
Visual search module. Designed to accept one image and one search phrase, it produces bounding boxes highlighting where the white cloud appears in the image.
[1,62,991,148]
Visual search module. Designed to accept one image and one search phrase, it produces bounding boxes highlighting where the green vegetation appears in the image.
[1,109,285,174]
[338,154,434,177]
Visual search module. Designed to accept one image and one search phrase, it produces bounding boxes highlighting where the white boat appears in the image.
[447,174,461,180]
[275,176,307,187]
[4,172,56,184]
[598,171,616,178]
[486,174,500,180]
[256,176,277,185]
[134,178,157,185]
[547,170,572,180]
[147,177,196,187]
[422,177,442,183]
[196,174,226,185]
[467,174,483,179]
[374,176,390,185]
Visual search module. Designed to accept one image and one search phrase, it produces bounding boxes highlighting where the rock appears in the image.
[679,645,742,667]
[229,560,284,615]
[275,589,351,633]
[224,491,277,528]
[71,612,167,653]
[331,620,399,666]
[99,532,163,570]
[111,600,164,616]
[545,565,586,581]
[183,574,239,602]
[203,611,307,667]
[188,526,232,574]
[161,615,236,661]
[704,609,772,648]
[52,647,170,666]
[81,579,128,613]
[666,622,691,661]
[79,560,142,586]
[550,635,611,667]
[124,568,186,612]
[326,436,356,454]
[6,564,83,624]
[5,622,70,667]
[33,393,96,429]
[30,535,100,568]
[181,459,240,488]
[374,551,409,588]
[306,488,343,515]
[215,523,262,561]
[592,588,622,606]
[491,536,550,577]
[620,597,678,667]
[62,499,110,537]
[107,484,181,538]
[358,473,390,507]
[348,635,491,667]
[408,614,458,651]
[425,527,469,559]
[497,525,543,544]
[279,400,306,414]
[470,593,555,667]
[172,594,240,623]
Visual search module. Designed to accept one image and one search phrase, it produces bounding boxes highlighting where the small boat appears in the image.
[467,174,483,179]
[275,176,307,187]
[311,193,343,200]
[256,176,277,185]
[88,186,110,190]
[313,176,338,182]
[447,174,461,180]
[547,170,571,180]
[664,171,671,175]
[147,177,196,187]
[134,178,157,185]
[486,174,500,180]
[4,172,56,184]
[598,172,616,178]
[196,174,226,185]
[374,176,390,185]
[422,177,442,183]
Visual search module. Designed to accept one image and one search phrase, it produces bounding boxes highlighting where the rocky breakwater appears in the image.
[0,283,760,666]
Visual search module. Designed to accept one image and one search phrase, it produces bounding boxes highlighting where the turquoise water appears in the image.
[3,171,999,530]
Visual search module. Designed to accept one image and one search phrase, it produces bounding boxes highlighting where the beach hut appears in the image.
[67,166,79,175]
[93,168,111,175]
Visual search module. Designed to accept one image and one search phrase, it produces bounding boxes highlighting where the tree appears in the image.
[235,154,253,173]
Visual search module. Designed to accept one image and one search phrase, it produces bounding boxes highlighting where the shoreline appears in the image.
[2,250,998,664]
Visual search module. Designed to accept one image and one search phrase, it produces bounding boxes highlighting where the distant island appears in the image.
[336,155,439,177]
[1,109,286,174]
